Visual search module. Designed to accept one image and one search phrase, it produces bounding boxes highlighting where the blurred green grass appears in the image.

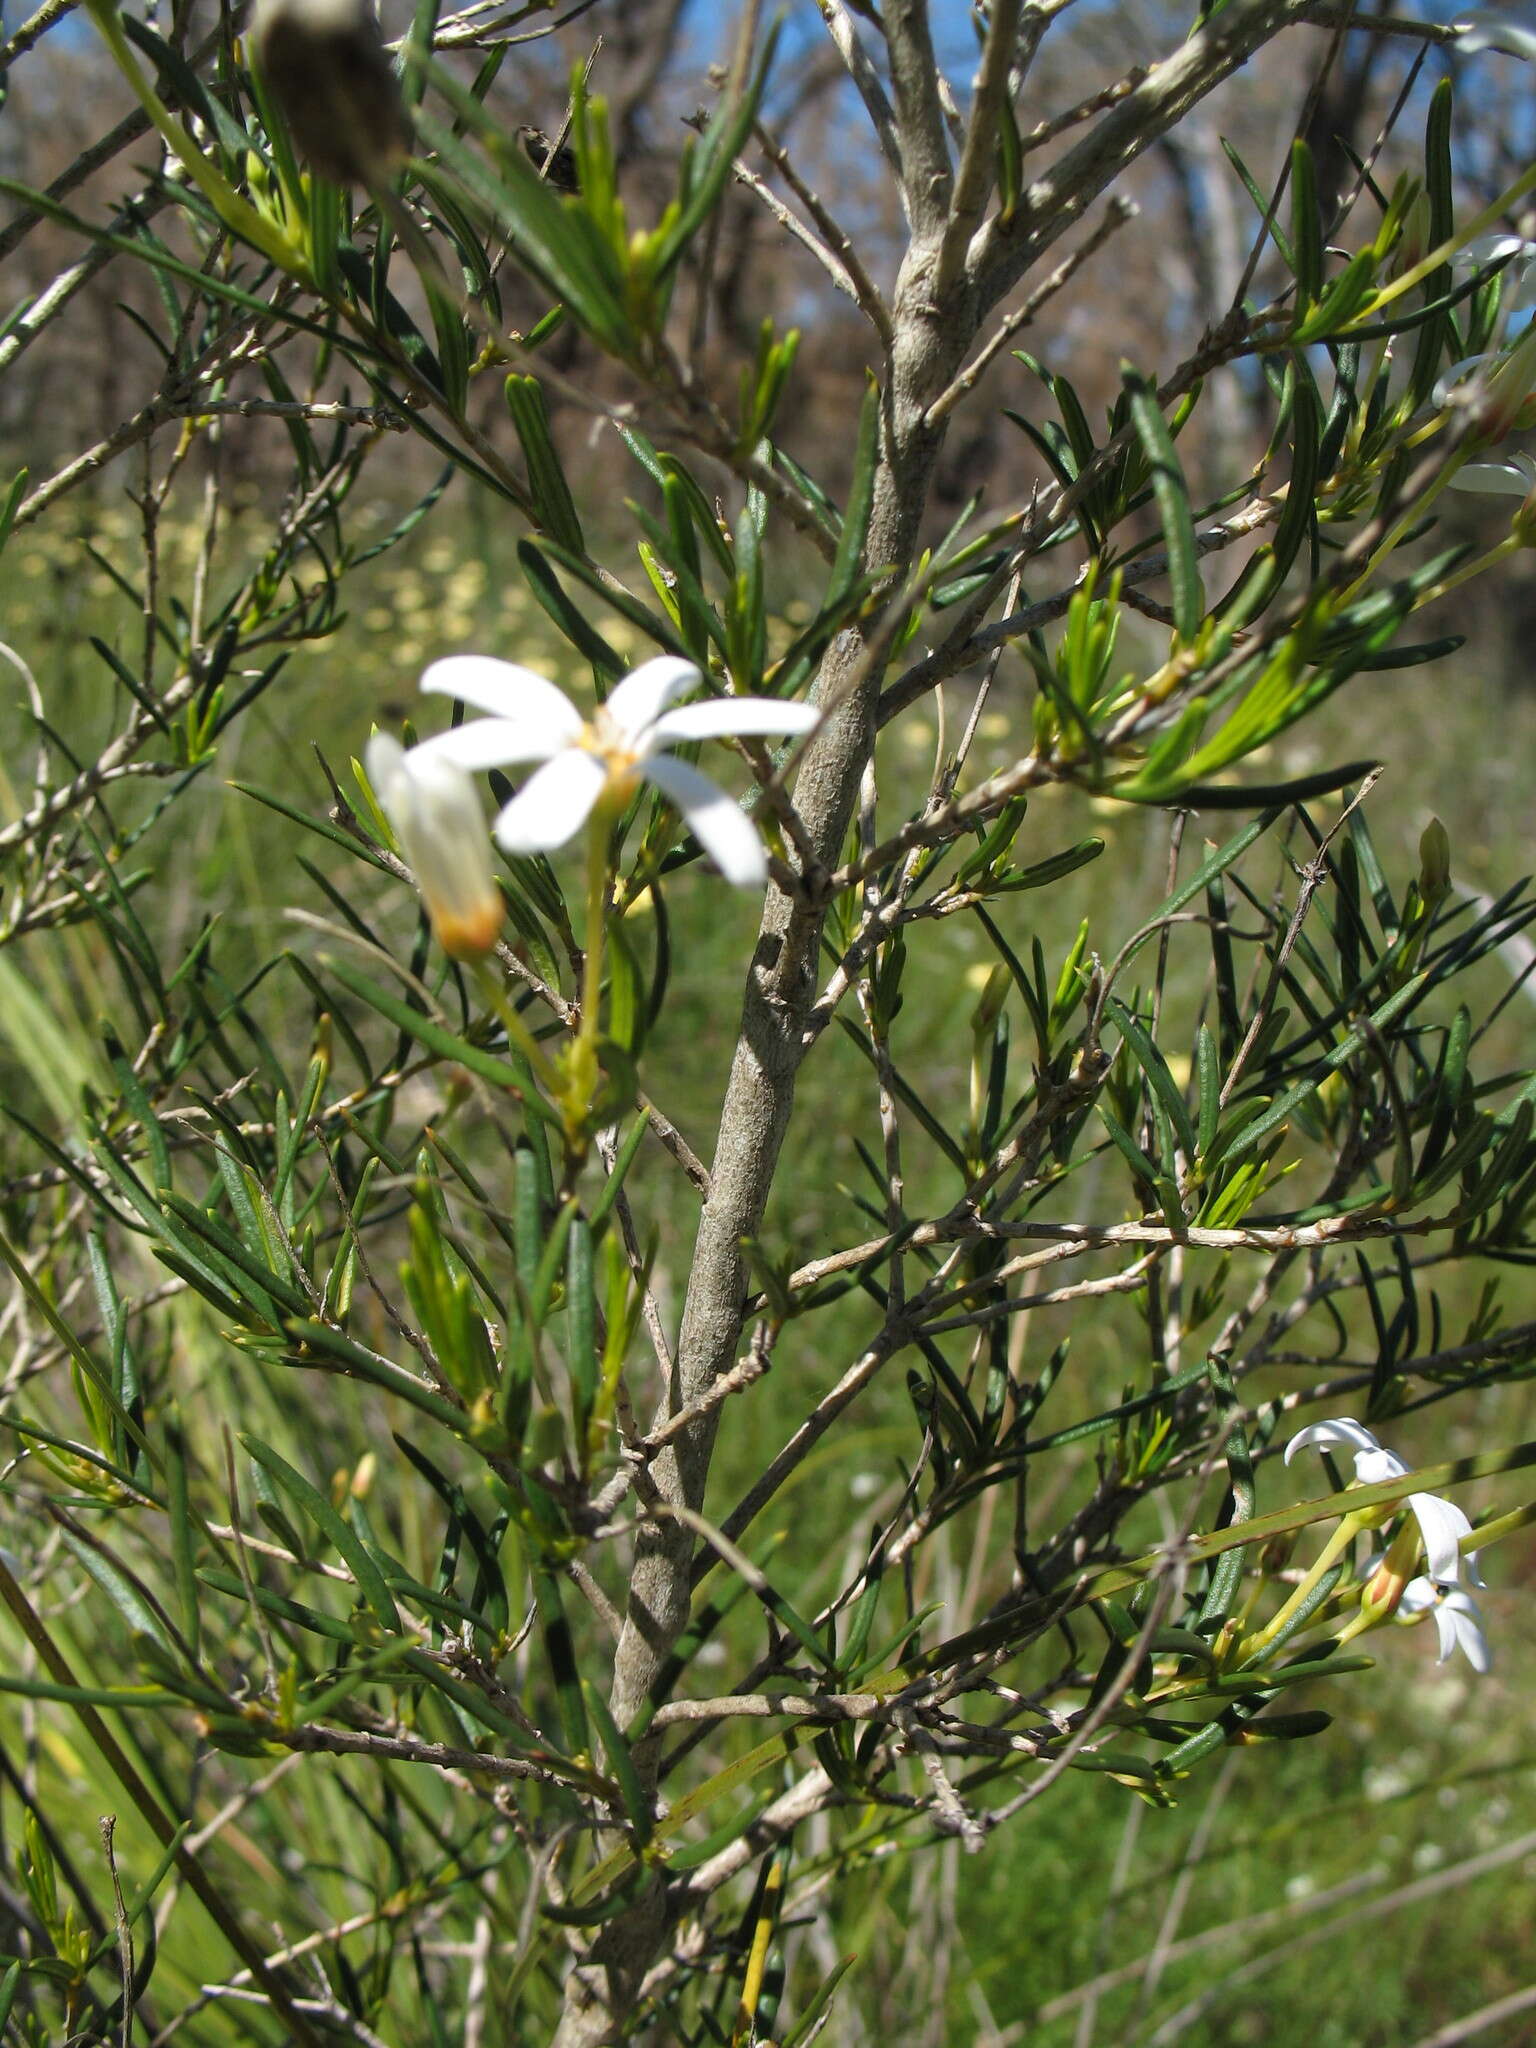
[1,493,1534,2045]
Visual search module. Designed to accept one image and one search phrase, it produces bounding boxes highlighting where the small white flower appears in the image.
[408,654,819,888]
[1399,1576,1493,1674]
[1455,5,1536,61]
[1285,1418,1477,1585]
[365,732,503,960]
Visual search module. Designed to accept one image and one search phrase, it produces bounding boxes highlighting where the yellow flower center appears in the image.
[581,710,644,787]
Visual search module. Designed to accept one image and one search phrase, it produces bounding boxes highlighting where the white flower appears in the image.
[407,655,819,888]
[365,732,503,960]
[1455,5,1536,61]
[1399,1576,1493,1674]
[1285,1418,1477,1585]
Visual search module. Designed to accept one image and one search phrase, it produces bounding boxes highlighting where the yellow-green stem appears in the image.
[1411,529,1522,610]
[472,962,561,1096]
[1351,155,1536,326]
[1341,454,1469,607]
[579,813,610,1066]
[1238,1512,1362,1661]
[1334,1604,1383,1650]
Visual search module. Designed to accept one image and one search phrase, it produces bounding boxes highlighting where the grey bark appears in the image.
[550,4,1315,2038]
[551,234,973,2048]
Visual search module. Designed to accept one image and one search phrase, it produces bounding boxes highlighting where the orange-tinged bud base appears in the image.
[436,903,504,961]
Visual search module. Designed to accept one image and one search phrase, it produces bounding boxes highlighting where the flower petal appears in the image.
[1434,353,1491,408]
[1355,1446,1410,1485]
[492,749,607,854]
[605,658,702,745]
[1452,238,1536,313]
[1444,1590,1493,1674]
[650,697,822,746]
[366,730,407,801]
[1407,1491,1473,1584]
[644,752,767,886]
[1455,232,1536,270]
[421,656,584,739]
[1398,1574,1438,1617]
[1429,1597,1460,1663]
[1456,8,1536,60]
[1285,1418,1383,1465]
[1449,455,1536,497]
[413,716,572,772]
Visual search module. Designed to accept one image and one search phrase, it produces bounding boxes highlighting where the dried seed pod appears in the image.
[250,0,411,186]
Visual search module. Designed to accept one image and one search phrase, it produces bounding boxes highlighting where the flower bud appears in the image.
[1417,817,1451,903]
[1359,1553,1410,1623]
[366,733,503,961]
[1359,1519,1421,1624]
[250,0,411,186]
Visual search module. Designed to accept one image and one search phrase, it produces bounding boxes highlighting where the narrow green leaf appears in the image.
[165,1413,202,1662]
[1124,367,1203,640]
[1270,374,1320,585]
[505,374,584,552]
[1195,1024,1220,1156]
[589,1112,649,1231]
[0,467,28,559]
[582,1680,652,1841]
[1097,1103,1158,1189]
[518,539,678,685]
[319,953,556,1110]
[1290,140,1323,304]
[1106,997,1197,1161]
[240,1434,402,1634]
[59,1532,178,1663]
[532,1569,589,1755]
[283,1319,475,1437]
[566,1215,597,1440]
[828,375,880,607]
[1409,79,1456,405]
[1220,141,1294,270]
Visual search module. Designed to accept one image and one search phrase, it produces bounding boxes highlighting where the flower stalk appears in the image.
[563,803,615,1137]
[1238,1512,1362,1661]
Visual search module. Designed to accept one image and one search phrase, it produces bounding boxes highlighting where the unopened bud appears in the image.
[969,964,1010,1037]
[1418,817,1451,902]
[251,0,411,186]
[1359,1554,1410,1623]
[366,734,504,962]
[1359,1519,1421,1624]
